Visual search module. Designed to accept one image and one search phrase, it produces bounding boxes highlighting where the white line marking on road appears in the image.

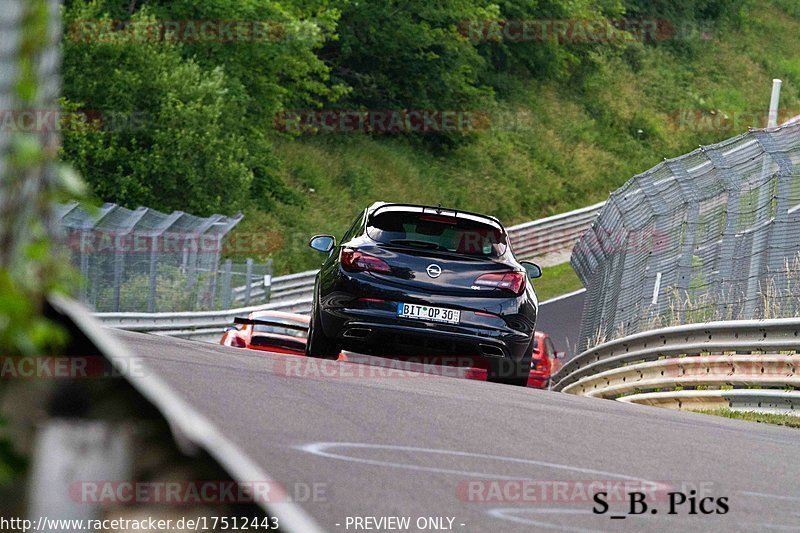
[741,523,800,531]
[298,442,663,484]
[540,288,587,306]
[740,491,800,502]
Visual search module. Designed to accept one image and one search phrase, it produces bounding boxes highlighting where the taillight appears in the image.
[340,248,391,273]
[474,271,526,295]
[230,336,246,348]
[531,353,549,371]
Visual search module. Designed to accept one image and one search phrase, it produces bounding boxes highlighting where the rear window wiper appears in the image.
[388,239,450,252]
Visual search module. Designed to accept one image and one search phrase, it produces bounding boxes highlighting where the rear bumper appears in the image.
[315,267,537,368]
[246,344,305,356]
[527,372,550,389]
[319,305,532,367]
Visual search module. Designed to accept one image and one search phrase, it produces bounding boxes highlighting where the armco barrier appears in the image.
[230,269,317,305]
[507,201,605,261]
[263,269,319,302]
[95,202,604,339]
[617,389,800,413]
[96,296,312,343]
[552,317,800,415]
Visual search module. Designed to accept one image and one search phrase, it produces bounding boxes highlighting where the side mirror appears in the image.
[309,234,335,253]
[521,261,542,279]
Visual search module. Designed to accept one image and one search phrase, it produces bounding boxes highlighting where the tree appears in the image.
[61,1,336,215]
[322,0,497,111]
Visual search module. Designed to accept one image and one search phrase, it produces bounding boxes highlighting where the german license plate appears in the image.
[398,303,460,324]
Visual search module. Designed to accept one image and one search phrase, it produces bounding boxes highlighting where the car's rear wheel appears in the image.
[305,301,339,359]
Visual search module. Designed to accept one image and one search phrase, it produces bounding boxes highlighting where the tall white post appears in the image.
[767,78,782,128]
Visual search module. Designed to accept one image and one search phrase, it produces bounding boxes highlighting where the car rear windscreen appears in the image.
[366,211,507,257]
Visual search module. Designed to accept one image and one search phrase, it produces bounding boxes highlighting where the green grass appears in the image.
[227,0,800,276]
[694,409,800,429]
[534,262,584,301]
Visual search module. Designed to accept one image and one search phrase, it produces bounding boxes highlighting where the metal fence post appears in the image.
[204,234,220,309]
[79,226,89,303]
[148,232,158,313]
[244,258,253,306]
[112,239,123,312]
[186,241,197,294]
[221,259,232,309]
[265,258,273,302]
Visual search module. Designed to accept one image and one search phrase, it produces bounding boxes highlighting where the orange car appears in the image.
[220,310,310,355]
[527,331,565,389]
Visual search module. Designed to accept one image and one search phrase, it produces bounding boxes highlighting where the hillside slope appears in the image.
[234,1,800,274]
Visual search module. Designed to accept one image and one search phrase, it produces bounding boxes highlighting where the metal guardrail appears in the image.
[552,318,800,415]
[507,201,605,261]
[95,202,603,340]
[96,296,312,343]
[230,269,319,305]
[618,389,800,414]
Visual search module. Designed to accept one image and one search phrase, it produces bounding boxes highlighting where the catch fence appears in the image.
[56,202,272,312]
[572,123,800,352]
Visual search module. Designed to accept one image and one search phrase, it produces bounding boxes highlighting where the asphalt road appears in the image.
[116,328,800,533]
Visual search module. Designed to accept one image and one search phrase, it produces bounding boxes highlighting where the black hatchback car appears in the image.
[306,202,542,385]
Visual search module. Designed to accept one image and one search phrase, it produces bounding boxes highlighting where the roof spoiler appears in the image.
[367,203,503,227]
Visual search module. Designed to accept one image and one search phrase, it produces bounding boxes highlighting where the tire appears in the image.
[305,300,339,359]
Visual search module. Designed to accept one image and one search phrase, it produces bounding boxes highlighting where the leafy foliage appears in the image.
[1,0,75,490]
[63,8,265,214]
[61,0,340,215]
[322,1,495,110]
[475,0,625,87]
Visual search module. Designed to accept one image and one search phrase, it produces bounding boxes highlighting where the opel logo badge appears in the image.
[426,264,442,278]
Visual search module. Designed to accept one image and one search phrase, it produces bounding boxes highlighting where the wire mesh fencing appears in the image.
[56,202,272,312]
[572,123,800,353]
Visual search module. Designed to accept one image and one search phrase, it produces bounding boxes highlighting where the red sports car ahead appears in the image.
[527,331,565,389]
[220,310,310,355]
